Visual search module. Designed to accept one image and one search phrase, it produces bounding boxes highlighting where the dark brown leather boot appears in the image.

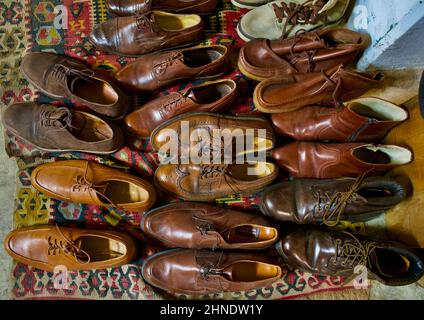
[271,97,409,142]
[20,52,128,120]
[2,102,124,154]
[260,176,406,226]
[142,249,282,295]
[141,202,279,249]
[276,227,424,286]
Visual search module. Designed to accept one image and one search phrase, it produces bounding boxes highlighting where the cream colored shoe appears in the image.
[231,0,274,9]
[237,0,350,42]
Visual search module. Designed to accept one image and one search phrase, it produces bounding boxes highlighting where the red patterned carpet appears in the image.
[1,0,368,299]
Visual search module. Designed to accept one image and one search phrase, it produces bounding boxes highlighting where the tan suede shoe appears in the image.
[31,160,157,212]
[4,225,137,272]
[2,102,124,154]
[20,52,128,120]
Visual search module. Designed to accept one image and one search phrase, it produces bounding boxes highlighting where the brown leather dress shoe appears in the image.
[271,97,409,142]
[271,142,413,178]
[89,11,204,56]
[114,45,228,93]
[107,0,218,16]
[2,103,124,154]
[261,176,406,226]
[150,112,275,160]
[4,225,137,272]
[276,228,424,286]
[20,52,128,120]
[141,202,279,249]
[154,162,278,201]
[238,28,369,81]
[142,249,282,295]
[31,160,157,212]
[254,65,384,113]
[125,79,238,138]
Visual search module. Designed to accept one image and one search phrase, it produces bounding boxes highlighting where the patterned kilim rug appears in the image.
[1,0,370,299]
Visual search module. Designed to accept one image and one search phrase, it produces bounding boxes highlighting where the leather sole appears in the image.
[253,86,303,114]
[236,21,253,43]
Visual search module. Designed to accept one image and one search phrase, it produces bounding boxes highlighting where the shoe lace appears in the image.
[153,52,184,76]
[273,0,328,38]
[316,173,367,227]
[159,91,190,117]
[39,107,75,130]
[135,12,155,30]
[71,161,120,208]
[330,231,377,272]
[320,66,343,106]
[47,224,91,265]
[51,63,95,82]
[199,251,225,280]
[288,30,329,73]
[200,164,228,180]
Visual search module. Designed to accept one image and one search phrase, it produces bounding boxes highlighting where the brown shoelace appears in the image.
[272,0,328,38]
[199,164,240,195]
[320,66,343,106]
[153,52,184,75]
[47,224,91,265]
[199,250,225,280]
[319,172,367,227]
[159,91,190,116]
[135,11,156,30]
[51,63,95,83]
[39,106,75,130]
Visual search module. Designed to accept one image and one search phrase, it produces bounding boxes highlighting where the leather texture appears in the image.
[107,0,218,16]
[114,45,229,92]
[260,177,406,224]
[20,52,128,119]
[254,65,385,113]
[125,79,238,138]
[89,10,204,56]
[31,160,157,212]
[142,248,282,295]
[4,225,137,272]
[141,202,279,249]
[276,227,424,286]
[238,28,369,81]
[150,112,275,157]
[2,102,124,154]
[154,162,278,201]
[271,97,409,142]
[271,142,413,178]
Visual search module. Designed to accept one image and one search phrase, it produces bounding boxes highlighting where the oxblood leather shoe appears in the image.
[125,79,238,138]
[142,249,282,295]
[4,225,137,272]
[20,52,128,120]
[276,227,424,286]
[254,65,384,113]
[238,28,369,81]
[271,142,413,178]
[2,103,124,154]
[89,11,204,56]
[141,202,279,249]
[271,97,409,142]
[107,0,218,16]
[31,160,157,212]
[114,45,228,93]
[260,177,407,226]
[236,0,351,42]
[154,162,278,201]
[150,112,275,159]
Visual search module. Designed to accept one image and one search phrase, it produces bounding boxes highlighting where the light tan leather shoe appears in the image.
[4,225,137,272]
[31,160,157,212]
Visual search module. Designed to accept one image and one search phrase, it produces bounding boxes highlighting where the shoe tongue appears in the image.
[222,265,234,281]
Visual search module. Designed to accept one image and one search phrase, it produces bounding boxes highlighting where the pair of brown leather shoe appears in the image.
[150,113,278,201]
[141,202,282,295]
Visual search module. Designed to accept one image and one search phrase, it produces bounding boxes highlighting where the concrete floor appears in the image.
[0,120,17,300]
